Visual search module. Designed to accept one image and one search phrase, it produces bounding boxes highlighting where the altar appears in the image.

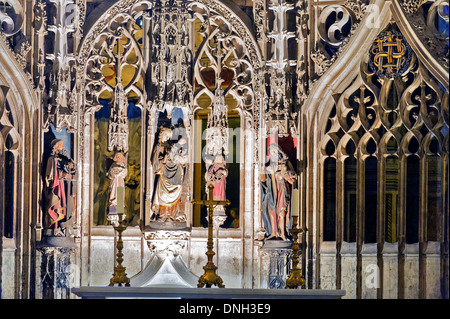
[72,286,346,299]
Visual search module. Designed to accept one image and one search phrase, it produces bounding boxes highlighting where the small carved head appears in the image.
[113,152,126,164]
[51,139,64,154]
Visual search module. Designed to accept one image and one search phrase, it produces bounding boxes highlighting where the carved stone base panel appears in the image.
[39,233,78,248]
[130,254,198,288]
[1,241,16,299]
[361,244,378,299]
[403,244,420,299]
[319,254,337,290]
[340,243,357,299]
[260,241,295,289]
[144,229,190,258]
[135,229,197,287]
[382,243,399,299]
[425,242,442,298]
[319,242,337,290]
[37,246,77,299]
[425,255,441,299]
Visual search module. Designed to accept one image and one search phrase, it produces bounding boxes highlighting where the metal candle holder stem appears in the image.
[192,184,230,288]
[286,216,305,289]
[109,187,130,287]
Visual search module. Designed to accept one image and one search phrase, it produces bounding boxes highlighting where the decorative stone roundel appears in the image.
[368,30,412,79]
[0,0,23,35]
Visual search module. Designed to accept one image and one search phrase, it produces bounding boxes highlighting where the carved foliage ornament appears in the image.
[312,1,369,78]
[149,0,193,118]
[191,1,255,118]
[400,0,449,70]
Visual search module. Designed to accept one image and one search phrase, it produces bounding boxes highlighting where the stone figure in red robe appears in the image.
[205,155,228,201]
[44,139,76,236]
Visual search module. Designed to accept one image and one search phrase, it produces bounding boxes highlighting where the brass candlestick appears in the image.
[109,200,130,287]
[192,184,230,288]
[285,216,305,289]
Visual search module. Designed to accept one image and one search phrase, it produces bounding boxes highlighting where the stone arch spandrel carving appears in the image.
[391,0,449,88]
[79,0,263,68]
[311,12,449,297]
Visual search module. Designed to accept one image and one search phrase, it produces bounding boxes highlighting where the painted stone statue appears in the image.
[205,155,228,201]
[261,143,297,241]
[44,139,76,236]
[106,152,128,225]
[151,127,188,222]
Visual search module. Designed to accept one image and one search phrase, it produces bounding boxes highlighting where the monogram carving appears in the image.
[318,5,353,47]
[368,31,412,79]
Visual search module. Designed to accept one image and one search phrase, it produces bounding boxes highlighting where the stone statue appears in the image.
[261,143,297,241]
[205,154,228,201]
[151,127,188,222]
[44,139,76,236]
[106,152,128,225]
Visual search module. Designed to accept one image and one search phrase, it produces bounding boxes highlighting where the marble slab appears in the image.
[72,287,346,299]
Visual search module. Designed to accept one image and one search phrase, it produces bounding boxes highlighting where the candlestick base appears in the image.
[109,214,130,287]
[285,221,305,289]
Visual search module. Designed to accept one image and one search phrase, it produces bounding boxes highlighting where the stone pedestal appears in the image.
[260,240,293,289]
[36,236,78,299]
[132,227,198,287]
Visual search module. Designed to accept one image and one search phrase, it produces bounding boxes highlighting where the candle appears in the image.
[67,194,73,217]
[291,189,299,218]
[117,186,125,215]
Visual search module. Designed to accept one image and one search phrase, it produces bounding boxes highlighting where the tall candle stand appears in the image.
[192,184,230,288]
[109,186,130,287]
[285,216,305,289]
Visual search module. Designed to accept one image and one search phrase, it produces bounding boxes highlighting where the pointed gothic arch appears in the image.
[72,0,265,287]
[302,0,449,299]
[0,35,40,299]
[77,0,264,230]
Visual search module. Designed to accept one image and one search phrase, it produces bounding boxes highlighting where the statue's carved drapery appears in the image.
[150,127,188,222]
[261,143,297,241]
[44,139,77,236]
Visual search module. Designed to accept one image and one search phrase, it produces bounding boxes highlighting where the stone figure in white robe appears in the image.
[151,127,188,222]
